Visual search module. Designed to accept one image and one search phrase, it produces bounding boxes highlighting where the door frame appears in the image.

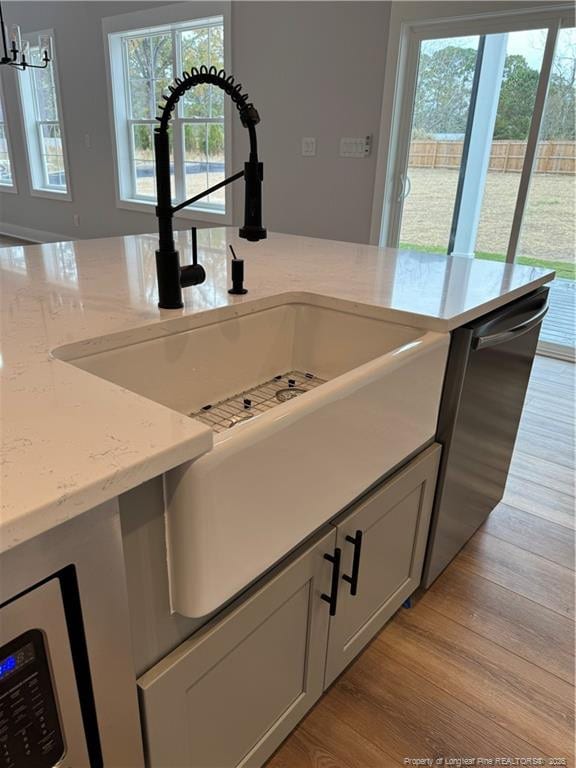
[369,1,575,248]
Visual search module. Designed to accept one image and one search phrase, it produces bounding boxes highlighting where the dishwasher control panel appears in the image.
[0,629,64,768]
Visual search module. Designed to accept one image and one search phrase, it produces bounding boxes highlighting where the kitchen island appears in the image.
[0,228,554,552]
[0,229,554,768]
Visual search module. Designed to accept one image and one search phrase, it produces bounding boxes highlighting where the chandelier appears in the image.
[0,2,51,70]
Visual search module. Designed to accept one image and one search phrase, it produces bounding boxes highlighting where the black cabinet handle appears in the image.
[342,530,363,596]
[321,548,342,616]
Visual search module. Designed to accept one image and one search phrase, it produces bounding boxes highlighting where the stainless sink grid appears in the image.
[190,371,327,433]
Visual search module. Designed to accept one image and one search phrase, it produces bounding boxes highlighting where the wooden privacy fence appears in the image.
[408,140,575,174]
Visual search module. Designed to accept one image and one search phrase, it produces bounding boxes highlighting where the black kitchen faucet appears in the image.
[154,66,266,309]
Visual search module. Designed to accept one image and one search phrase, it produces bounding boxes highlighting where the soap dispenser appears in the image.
[228,245,248,295]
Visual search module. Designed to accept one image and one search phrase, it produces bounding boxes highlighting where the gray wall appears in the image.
[0,1,390,243]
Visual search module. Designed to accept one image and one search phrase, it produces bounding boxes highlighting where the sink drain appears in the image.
[276,387,306,402]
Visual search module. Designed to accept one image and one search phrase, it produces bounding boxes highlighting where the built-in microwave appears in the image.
[0,578,91,767]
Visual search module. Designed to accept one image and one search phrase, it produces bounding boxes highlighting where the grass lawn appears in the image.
[399,242,575,281]
[400,168,575,264]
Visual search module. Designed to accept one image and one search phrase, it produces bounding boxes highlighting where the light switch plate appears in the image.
[339,136,372,158]
[301,137,316,157]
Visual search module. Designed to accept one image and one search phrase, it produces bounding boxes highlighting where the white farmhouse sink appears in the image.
[58,298,449,617]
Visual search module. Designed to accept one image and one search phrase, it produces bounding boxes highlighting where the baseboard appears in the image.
[0,222,71,243]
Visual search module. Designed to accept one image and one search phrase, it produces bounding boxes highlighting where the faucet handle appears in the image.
[180,227,206,287]
[180,263,206,287]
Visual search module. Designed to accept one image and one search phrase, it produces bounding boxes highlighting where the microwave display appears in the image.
[0,629,65,767]
[0,641,35,683]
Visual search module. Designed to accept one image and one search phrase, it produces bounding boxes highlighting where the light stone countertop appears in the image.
[0,228,554,553]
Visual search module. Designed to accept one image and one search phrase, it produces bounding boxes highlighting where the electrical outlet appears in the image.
[301,137,316,157]
[339,135,372,158]
[84,134,91,149]
[73,214,80,227]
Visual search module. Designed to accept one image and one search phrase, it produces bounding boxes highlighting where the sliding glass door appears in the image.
[398,34,482,253]
[381,6,575,359]
[518,26,575,355]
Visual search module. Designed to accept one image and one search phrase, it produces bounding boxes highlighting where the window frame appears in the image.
[17,29,72,201]
[0,78,17,193]
[104,3,232,224]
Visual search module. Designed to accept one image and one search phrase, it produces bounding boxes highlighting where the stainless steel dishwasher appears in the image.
[422,286,549,588]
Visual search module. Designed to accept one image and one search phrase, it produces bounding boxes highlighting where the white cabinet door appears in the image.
[325,444,441,687]
[138,527,336,768]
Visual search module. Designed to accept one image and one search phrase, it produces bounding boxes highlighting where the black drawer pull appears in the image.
[321,548,342,616]
[342,530,363,596]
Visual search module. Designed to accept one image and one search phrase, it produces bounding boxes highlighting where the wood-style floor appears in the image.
[267,355,575,767]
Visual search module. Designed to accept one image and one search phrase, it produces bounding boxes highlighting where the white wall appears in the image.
[0,1,390,244]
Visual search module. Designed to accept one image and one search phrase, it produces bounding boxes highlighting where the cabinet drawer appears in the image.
[138,527,336,768]
[325,443,441,686]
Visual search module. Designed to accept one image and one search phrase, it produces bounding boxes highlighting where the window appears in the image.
[18,32,70,196]
[108,15,228,218]
[0,87,15,189]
